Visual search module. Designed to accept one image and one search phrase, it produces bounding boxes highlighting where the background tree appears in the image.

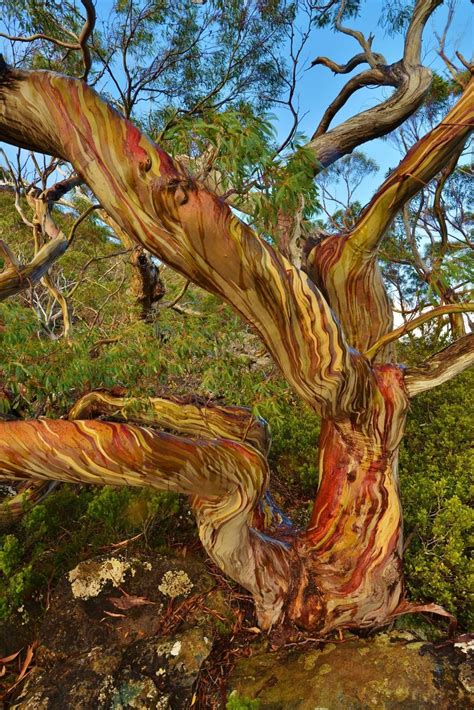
[0,0,472,636]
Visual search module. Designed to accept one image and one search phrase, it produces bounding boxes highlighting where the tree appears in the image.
[0,0,472,636]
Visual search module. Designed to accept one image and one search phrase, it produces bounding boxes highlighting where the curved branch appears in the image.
[68,390,271,455]
[310,52,386,75]
[162,279,190,310]
[346,79,473,256]
[365,304,474,361]
[307,0,443,168]
[0,63,372,418]
[69,389,290,532]
[0,418,292,627]
[405,334,474,396]
[305,80,473,355]
[312,67,390,140]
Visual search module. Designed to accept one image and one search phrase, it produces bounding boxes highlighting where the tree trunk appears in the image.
[289,364,408,631]
[0,61,472,635]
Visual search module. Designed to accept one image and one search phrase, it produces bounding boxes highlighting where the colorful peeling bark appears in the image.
[0,62,472,633]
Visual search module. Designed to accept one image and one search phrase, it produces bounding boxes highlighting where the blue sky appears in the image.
[0,0,471,207]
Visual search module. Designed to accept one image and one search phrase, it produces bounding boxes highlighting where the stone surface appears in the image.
[10,550,225,709]
[228,631,473,709]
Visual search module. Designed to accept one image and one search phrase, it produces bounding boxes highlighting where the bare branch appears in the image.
[162,279,190,309]
[310,51,386,74]
[312,67,389,139]
[0,237,68,300]
[0,0,96,81]
[307,0,443,168]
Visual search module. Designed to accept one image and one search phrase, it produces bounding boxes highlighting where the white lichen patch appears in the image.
[170,641,181,657]
[454,638,474,655]
[68,557,134,600]
[158,570,193,598]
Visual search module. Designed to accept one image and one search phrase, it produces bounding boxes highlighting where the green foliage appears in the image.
[3,0,292,116]
[398,342,473,628]
[379,0,415,36]
[226,691,261,710]
[257,395,320,493]
[159,107,319,241]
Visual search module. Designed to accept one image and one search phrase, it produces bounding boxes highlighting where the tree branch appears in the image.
[404,334,474,396]
[0,418,292,628]
[68,390,271,455]
[0,237,68,300]
[365,304,474,361]
[345,80,473,256]
[310,51,386,75]
[0,63,372,418]
[305,79,473,355]
[307,0,443,168]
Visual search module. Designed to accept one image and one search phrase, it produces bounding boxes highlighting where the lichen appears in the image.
[68,557,134,599]
[158,570,193,598]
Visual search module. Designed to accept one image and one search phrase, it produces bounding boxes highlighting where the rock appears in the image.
[228,631,473,709]
[10,550,223,709]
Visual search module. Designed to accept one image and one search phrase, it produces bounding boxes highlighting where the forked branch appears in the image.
[308,0,443,168]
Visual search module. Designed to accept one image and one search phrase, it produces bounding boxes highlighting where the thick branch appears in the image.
[305,80,473,355]
[69,390,271,455]
[312,67,390,140]
[345,79,473,256]
[405,334,474,395]
[0,64,372,418]
[0,418,291,627]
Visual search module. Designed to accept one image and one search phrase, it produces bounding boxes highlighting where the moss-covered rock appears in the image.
[228,631,472,709]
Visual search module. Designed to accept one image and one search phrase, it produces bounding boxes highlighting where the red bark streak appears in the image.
[124,121,149,165]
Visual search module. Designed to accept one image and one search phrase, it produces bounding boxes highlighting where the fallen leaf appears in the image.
[109,595,155,610]
[0,650,21,664]
[17,643,36,684]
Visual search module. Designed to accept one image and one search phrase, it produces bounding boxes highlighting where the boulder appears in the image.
[228,631,473,709]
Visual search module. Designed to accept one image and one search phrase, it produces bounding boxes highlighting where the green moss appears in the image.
[226,691,261,709]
